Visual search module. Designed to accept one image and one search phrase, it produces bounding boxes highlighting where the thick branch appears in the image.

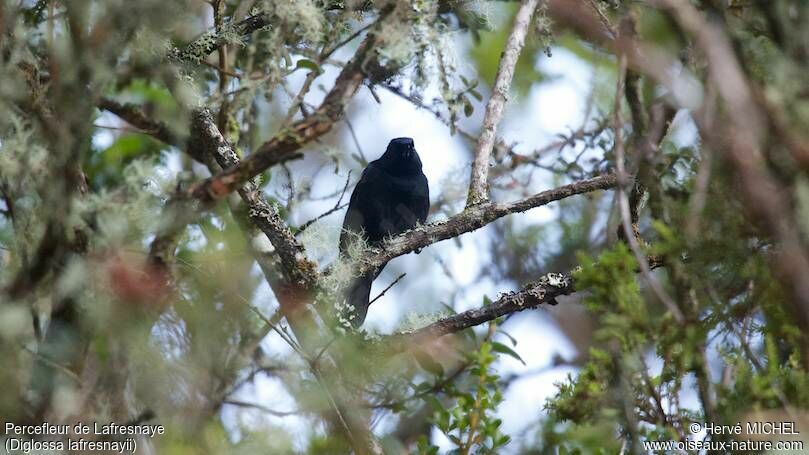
[168,2,368,63]
[169,12,270,63]
[467,0,539,207]
[406,271,572,344]
[132,18,393,297]
[384,255,665,353]
[189,110,319,290]
[361,174,617,275]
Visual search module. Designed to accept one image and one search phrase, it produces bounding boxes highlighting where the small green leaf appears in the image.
[295,58,322,74]
[414,381,433,393]
[463,99,474,117]
[497,330,518,346]
[492,342,525,365]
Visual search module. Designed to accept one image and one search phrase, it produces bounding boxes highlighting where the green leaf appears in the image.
[492,342,525,365]
[463,98,474,117]
[414,381,433,393]
[495,434,511,447]
[497,330,518,346]
[295,58,323,74]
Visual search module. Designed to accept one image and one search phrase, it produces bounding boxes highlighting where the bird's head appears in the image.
[380,137,422,174]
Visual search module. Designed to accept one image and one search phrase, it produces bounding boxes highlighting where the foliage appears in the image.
[418,322,514,454]
[2,0,809,453]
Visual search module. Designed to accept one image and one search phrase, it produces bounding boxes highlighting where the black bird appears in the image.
[339,137,429,327]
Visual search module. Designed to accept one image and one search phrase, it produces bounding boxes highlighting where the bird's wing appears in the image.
[415,173,430,224]
[339,165,382,252]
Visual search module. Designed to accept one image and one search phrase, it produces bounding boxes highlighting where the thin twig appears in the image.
[201,59,241,79]
[312,337,338,366]
[322,21,375,60]
[368,273,406,306]
[98,97,179,146]
[247,303,303,356]
[223,400,301,417]
[20,345,81,384]
[296,171,352,234]
[345,117,366,163]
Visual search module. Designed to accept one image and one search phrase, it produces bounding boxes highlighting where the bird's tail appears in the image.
[343,264,385,327]
[344,272,373,327]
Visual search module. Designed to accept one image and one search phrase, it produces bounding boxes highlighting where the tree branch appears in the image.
[97,97,180,146]
[189,110,319,290]
[466,0,539,207]
[169,12,271,63]
[222,400,301,417]
[383,254,665,353]
[360,173,617,276]
[386,270,575,352]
